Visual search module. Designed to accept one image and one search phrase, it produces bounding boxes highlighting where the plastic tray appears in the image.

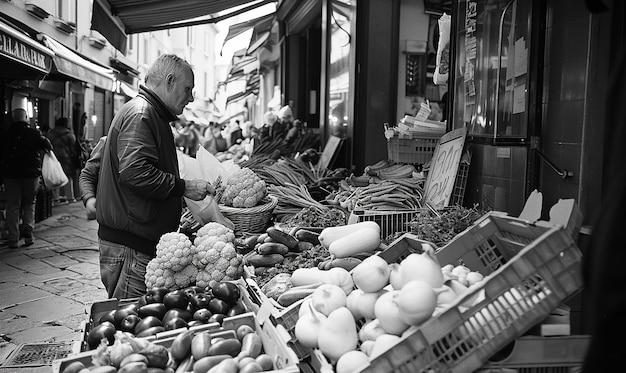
[387,133,440,165]
[53,312,300,373]
[478,335,590,372]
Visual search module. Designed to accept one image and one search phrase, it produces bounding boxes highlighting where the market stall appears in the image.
[53,125,587,373]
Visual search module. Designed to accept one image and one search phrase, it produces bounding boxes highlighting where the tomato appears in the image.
[162,308,193,324]
[120,314,142,333]
[193,308,213,323]
[137,303,167,320]
[145,287,169,304]
[163,317,189,331]
[87,321,116,349]
[163,290,189,310]
[211,282,241,305]
[208,298,231,315]
[114,306,139,328]
[97,310,116,326]
[134,316,162,335]
[189,293,211,310]
[226,303,247,317]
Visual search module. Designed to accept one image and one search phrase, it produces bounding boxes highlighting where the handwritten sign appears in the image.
[423,128,467,208]
[318,135,343,170]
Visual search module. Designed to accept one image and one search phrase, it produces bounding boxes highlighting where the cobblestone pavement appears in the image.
[0,201,107,372]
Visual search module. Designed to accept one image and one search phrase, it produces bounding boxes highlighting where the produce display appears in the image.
[283,239,488,368]
[65,315,277,373]
[85,282,247,351]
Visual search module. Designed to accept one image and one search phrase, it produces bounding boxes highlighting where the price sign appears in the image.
[423,128,467,208]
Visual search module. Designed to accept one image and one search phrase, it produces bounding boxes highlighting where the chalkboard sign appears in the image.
[423,128,467,208]
[318,135,343,170]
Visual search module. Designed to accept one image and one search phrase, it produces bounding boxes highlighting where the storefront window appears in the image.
[327,0,355,139]
[451,0,534,144]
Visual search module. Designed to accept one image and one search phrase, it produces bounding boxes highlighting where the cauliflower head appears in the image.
[145,257,176,290]
[194,222,235,247]
[195,241,244,288]
[173,264,199,289]
[155,232,193,272]
[220,168,267,208]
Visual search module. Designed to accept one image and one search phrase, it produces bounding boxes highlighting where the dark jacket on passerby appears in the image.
[47,119,76,177]
[97,85,185,256]
[79,136,106,206]
[0,121,51,178]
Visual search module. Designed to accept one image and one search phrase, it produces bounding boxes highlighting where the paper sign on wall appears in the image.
[423,128,467,208]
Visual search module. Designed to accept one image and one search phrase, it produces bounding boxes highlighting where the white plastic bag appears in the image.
[434,13,451,85]
[42,151,69,189]
[177,149,234,230]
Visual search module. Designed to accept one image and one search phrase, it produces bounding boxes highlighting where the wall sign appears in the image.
[318,135,343,171]
[0,27,52,73]
[423,128,467,208]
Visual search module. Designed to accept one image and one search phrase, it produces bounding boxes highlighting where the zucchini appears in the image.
[294,229,320,245]
[256,242,289,255]
[244,253,284,267]
[266,227,299,249]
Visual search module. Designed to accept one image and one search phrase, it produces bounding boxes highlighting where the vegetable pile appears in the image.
[145,223,244,290]
[405,204,488,247]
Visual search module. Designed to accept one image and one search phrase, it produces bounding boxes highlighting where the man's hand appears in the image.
[85,197,97,220]
[184,179,215,201]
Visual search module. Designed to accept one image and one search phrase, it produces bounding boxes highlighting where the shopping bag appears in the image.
[177,149,234,230]
[42,150,69,189]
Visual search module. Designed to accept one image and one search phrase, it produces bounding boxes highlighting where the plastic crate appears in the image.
[347,209,422,239]
[478,335,590,372]
[357,214,583,373]
[53,312,300,373]
[387,133,440,164]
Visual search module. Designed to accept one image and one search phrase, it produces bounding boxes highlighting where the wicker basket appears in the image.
[219,195,278,233]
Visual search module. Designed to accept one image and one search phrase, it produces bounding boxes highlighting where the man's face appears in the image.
[164,70,195,115]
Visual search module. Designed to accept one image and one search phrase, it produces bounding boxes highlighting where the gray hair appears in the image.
[12,108,28,122]
[145,54,193,86]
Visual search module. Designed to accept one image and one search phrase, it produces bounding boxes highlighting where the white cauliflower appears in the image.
[220,167,267,208]
[195,241,243,288]
[173,264,199,289]
[145,258,176,289]
[155,232,193,272]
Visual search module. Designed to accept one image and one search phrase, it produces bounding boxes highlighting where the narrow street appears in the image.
[0,201,106,372]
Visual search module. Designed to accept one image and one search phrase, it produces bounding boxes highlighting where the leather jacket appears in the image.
[97,85,185,256]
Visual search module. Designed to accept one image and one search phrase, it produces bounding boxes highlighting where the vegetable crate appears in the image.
[53,312,300,373]
[387,132,440,165]
[354,213,583,373]
[477,335,590,372]
[76,297,258,353]
[347,208,422,239]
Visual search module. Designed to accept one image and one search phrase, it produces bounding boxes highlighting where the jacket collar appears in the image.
[138,84,178,123]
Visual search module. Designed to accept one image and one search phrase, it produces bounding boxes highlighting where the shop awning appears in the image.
[220,13,274,54]
[40,35,116,91]
[0,21,53,78]
[91,0,276,52]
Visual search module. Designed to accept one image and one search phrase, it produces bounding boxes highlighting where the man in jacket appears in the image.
[97,54,213,299]
[0,108,52,248]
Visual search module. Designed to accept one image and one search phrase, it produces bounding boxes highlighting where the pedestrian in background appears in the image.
[97,53,213,299]
[47,117,77,203]
[0,108,52,248]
